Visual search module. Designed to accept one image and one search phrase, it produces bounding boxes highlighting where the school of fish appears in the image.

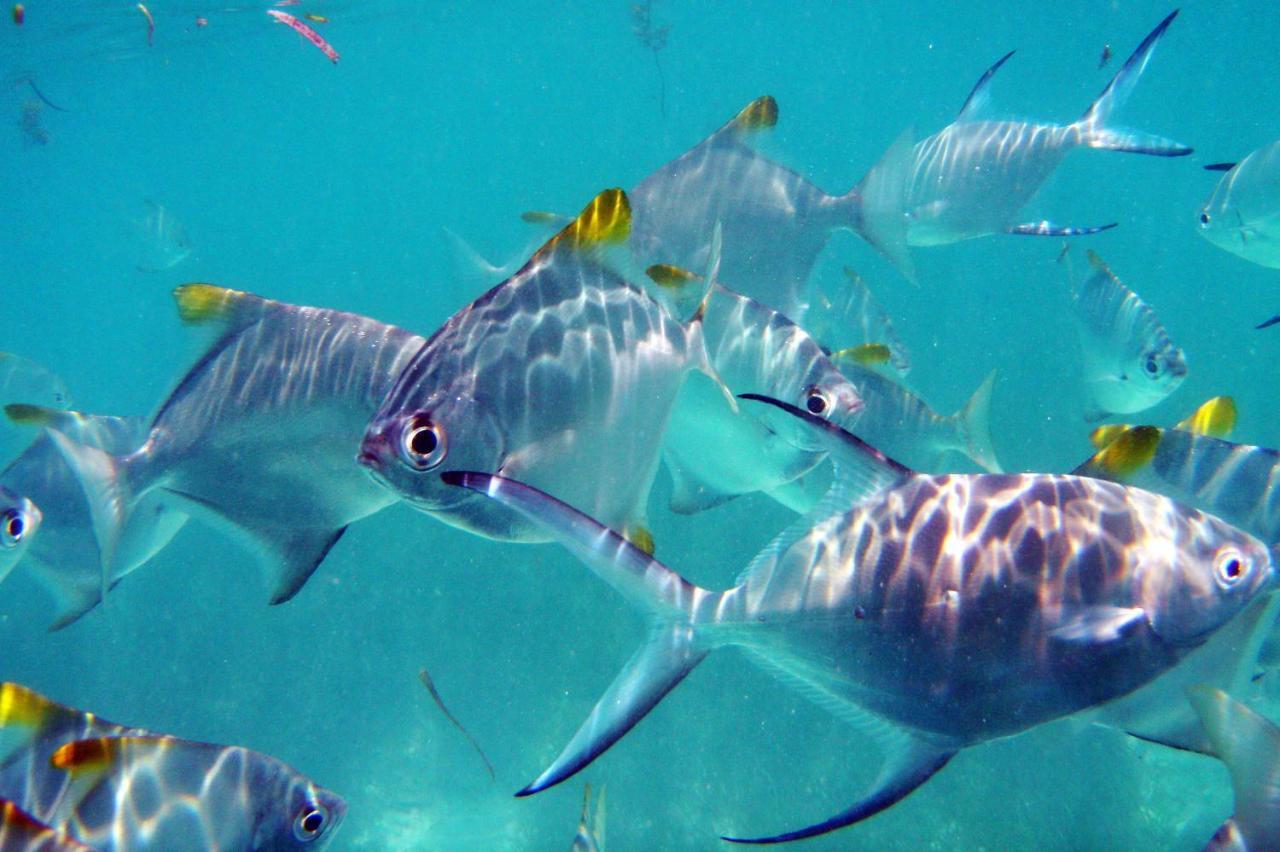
[9,6,1280,849]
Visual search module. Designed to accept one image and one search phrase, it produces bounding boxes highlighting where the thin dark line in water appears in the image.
[653,50,667,118]
[23,78,70,113]
[418,667,496,779]
[1255,314,1280,330]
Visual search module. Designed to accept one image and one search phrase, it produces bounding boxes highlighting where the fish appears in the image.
[885,11,1190,247]
[359,189,722,548]
[1098,44,1112,69]
[0,486,40,588]
[11,5,21,26]
[1197,139,1280,269]
[622,94,915,312]
[443,395,1276,842]
[267,10,341,64]
[1188,686,1280,852]
[134,200,192,274]
[829,360,1000,472]
[807,267,911,379]
[31,285,426,608]
[0,682,346,849]
[1069,250,1186,422]
[570,783,606,852]
[304,13,328,24]
[0,799,89,851]
[1,409,186,629]
[656,271,864,514]
[0,352,71,463]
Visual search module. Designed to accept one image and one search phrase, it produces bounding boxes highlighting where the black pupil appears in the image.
[409,426,437,457]
[806,394,826,414]
[1200,212,1209,224]
[1224,558,1241,579]
[4,515,20,539]
[302,810,323,833]
[1145,357,1158,374]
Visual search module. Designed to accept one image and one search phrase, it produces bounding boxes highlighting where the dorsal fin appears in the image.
[172,283,259,325]
[1089,423,1129,450]
[532,189,631,261]
[731,95,778,131]
[832,343,892,367]
[956,50,1015,120]
[1176,396,1236,437]
[1073,425,1161,478]
[646,263,702,289]
[0,683,102,768]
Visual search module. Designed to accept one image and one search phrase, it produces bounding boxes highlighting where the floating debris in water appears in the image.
[418,667,495,780]
[135,200,192,273]
[305,13,329,24]
[631,1,670,118]
[268,10,341,64]
[18,100,47,147]
[1098,43,1112,68]
[137,3,154,46]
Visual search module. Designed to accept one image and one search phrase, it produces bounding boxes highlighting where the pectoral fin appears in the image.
[1050,605,1146,643]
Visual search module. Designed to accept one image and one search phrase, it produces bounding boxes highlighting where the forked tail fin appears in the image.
[850,128,916,283]
[440,471,713,795]
[952,370,1001,473]
[1075,10,1192,157]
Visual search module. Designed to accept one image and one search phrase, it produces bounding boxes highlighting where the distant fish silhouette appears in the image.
[134,200,192,273]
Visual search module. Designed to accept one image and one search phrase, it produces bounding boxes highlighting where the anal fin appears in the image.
[1006,221,1118,237]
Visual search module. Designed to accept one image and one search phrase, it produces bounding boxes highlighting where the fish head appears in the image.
[263,775,347,849]
[359,388,505,515]
[1123,342,1187,408]
[0,486,40,582]
[1141,509,1274,647]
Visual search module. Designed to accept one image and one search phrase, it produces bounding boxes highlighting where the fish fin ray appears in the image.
[665,455,742,515]
[955,50,1015,121]
[1176,396,1236,438]
[1189,685,1280,836]
[1071,425,1161,479]
[953,369,1001,472]
[1050,605,1146,643]
[852,128,916,283]
[531,189,631,262]
[707,96,778,146]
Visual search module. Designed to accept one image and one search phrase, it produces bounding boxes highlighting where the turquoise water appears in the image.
[3,1,1279,848]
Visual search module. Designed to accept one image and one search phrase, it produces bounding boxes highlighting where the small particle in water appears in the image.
[1098,44,1112,69]
[304,13,328,23]
[137,3,154,46]
[195,16,208,27]
[11,4,22,25]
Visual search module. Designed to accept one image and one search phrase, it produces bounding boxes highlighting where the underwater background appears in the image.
[3,1,1279,848]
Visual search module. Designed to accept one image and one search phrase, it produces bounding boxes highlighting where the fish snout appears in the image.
[357,425,394,471]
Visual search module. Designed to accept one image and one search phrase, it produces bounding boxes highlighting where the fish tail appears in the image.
[1075,10,1192,157]
[1188,686,1280,848]
[849,128,916,283]
[440,471,714,795]
[952,370,1001,472]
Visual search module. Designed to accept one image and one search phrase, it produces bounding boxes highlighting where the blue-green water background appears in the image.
[3,1,1279,848]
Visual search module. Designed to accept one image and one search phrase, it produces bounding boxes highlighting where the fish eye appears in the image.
[1198,211,1211,226]
[804,386,830,416]
[1214,549,1249,588]
[293,804,327,841]
[1143,355,1160,376]
[1,510,24,547]
[399,414,448,471]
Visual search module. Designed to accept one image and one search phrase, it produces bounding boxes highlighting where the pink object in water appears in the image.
[266,10,339,64]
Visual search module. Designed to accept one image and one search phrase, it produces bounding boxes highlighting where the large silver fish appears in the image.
[832,360,1000,472]
[658,277,863,514]
[0,682,345,850]
[889,10,1190,247]
[359,190,721,549]
[444,397,1276,843]
[36,284,425,606]
[1069,250,1186,422]
[1198,140,1280,269]
[625,95,914,313]
[1188,686,1280,852]
[0,410,185,629]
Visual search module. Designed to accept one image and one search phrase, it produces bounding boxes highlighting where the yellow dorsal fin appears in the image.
[646,264,703,290]
[1090,425,1161,477]
[534,189,630,260]
[49,737,121,774]
[1176,396,1236,437]
[172,284,248,325]
[624,524,655,556]
[0,683,56,729]
[520,210,564,225]
[1085,249,1108,272]
[732,95,778,131]
[832,343,891,367]
[1089,423,1130,450]
[3,403,56,427]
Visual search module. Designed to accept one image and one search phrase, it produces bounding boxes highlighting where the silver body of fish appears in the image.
[445,396,1276,843]
[0,683,345,850]
[1198,139,1280,269]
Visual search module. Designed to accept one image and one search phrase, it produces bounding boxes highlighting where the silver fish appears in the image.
[1197,140,1280,269]
[0,799,89,851]
[660,279,863,514]
[359,190,718,549]
[808,267,911,379]
[0,485,41,590]
[1069,250,1186,421]
[625,95,914,312]
[0,682,345,850]
[0,410,184,629]
[444,396,1275,843]
[891,10,1190,247]
[0,353,71,463]
[1188,686,1280,852]
[39,284,425,606]
[570,783,605,852]
[832,361,1000,472]
[135,200,192,274]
